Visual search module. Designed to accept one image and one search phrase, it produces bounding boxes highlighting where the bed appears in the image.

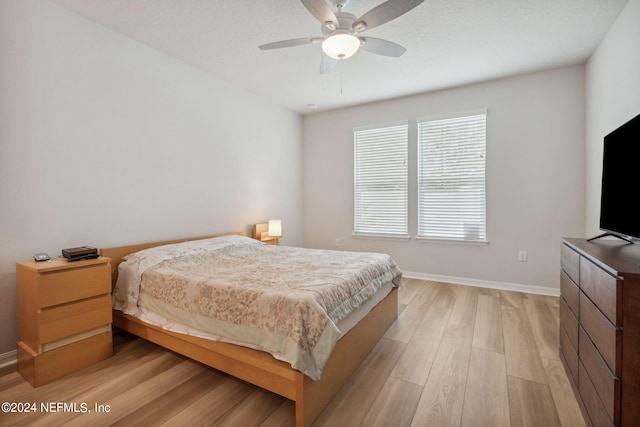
[101,231,400,426]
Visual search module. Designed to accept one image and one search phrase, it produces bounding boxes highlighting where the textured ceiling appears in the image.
[52,0,629,114]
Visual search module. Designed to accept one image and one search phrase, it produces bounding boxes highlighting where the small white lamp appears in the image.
[268,219,282,238]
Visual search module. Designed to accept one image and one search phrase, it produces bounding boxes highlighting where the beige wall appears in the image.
[303,66,586,292]
[0,1,303,356]
[585,0,640,236]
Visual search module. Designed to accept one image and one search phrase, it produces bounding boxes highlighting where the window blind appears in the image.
[354,123,408,236]
[417,113,486,241]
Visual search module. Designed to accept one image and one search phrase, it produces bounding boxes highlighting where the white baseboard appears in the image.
[402,271,559,297]
[0,350,17,369]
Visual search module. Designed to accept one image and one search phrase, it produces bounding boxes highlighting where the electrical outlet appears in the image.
[335,238,341,247]
[518,250,527,262]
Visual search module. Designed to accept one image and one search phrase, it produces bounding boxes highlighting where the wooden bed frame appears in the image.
[100,232,398,427]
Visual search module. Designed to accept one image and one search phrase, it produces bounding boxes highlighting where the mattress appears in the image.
[113,235,402,379]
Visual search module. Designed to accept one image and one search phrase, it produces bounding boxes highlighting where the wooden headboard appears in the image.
[100,231,245,287]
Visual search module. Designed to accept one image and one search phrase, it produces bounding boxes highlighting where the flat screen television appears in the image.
[590,113,640,243]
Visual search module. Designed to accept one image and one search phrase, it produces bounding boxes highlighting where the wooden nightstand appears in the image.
[253,222,280,245]
[16,256,113,386]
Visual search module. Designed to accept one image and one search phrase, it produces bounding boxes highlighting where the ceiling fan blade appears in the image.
[359,37,406,57]
[320,55,339,74]
[259,37,320,50]
[300,0,338,28]
[353,0,424,32]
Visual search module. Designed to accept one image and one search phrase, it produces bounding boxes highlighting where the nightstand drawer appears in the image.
[39,294,112,345]
[579,326,620,423]
[580,291,621,375]
[17,331,112,387]
[38,263,111,308]
[560,270,579,316]
[561,243,580,284]
[580,257,621,326]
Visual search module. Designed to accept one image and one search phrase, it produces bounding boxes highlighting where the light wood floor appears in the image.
[0,279,587,426]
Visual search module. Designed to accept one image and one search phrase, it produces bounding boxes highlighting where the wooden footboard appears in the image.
[298,286,398,426]
[112,287,398,426]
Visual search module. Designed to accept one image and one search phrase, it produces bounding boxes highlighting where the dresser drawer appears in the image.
[560,325,578,384]
[579,326,620,423]
[38,263,111,308]
[579,362,615,427]
[39,294,112,345]
[560,271,580,318]
[561,243,580,284]
[580,292,621,375]
[560,296,578,350]
[580,257,621,326]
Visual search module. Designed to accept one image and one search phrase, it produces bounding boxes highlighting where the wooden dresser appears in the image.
[560,238,640,426]
[16,257,113,386]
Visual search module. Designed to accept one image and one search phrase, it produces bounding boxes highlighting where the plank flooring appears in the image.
[0,279,586,426]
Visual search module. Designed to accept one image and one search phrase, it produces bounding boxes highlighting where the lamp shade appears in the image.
[322,33,360,59]
[268,219,282,237]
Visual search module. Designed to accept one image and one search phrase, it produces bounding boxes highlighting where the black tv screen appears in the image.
[598,113,640,241]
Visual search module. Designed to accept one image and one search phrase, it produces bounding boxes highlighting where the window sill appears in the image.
[349,234,490,245]
[415,237,490,246]
[352,233,411,241]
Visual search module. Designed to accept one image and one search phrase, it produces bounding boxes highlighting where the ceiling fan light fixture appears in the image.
[322,32,360,59]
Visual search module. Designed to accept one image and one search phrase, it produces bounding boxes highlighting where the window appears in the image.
[417,112,487,242]
[353,123,408,236]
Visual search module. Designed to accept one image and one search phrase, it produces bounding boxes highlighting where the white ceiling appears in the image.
[52,0,629,115]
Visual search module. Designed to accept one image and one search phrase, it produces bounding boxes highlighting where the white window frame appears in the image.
[417,111,487,243]
[353,122,409,238]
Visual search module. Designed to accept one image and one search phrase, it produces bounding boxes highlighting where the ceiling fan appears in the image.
[258,0,425,74]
